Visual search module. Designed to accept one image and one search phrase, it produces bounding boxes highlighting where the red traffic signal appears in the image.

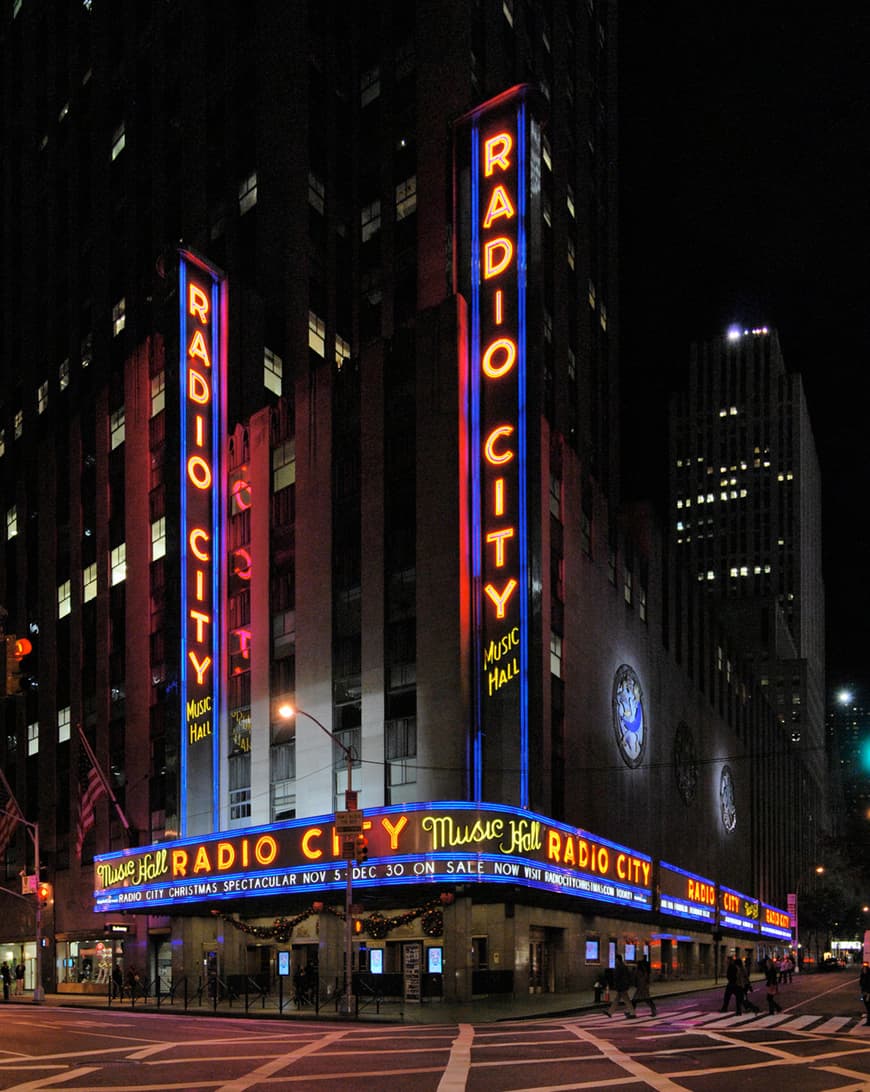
[4,635,32,695]
[37,881,52,908]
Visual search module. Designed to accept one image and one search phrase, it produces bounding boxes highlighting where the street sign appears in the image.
[335,809,363,833]
[20,873,36,895]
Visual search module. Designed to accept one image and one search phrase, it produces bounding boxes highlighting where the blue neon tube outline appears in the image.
[210,277,221,833]
[470,119,484,803]
[516,100,529,808]
[178,259,189,833]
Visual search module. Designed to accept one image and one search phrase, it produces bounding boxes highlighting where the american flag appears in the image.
[0,769,23,860]
[75,738,107,858]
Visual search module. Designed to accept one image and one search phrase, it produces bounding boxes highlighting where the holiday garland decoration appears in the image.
[221,893,454,943]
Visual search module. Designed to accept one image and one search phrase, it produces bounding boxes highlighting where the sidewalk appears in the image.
[4,974,725,1024]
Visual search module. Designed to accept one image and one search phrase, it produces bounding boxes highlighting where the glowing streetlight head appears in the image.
[726,325,742,342]
[278,703,295,719]
[837,689,853,706]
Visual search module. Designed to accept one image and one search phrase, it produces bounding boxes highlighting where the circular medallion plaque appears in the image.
[612,665,646,768]
[719,765,737,832]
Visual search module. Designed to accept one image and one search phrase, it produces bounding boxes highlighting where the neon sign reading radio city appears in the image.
[465,87,534,807]
[179,250,226,835]
[479,126,521,673]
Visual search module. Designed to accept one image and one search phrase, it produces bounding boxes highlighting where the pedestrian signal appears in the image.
[354,834,369,864]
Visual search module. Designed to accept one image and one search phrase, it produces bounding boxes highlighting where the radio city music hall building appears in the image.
[0,1,810,1000]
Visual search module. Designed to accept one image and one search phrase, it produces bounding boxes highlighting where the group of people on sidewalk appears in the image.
[1,961,26,1000]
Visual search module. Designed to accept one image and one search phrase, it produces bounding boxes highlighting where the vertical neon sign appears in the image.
[461,87,534,807]
[179,250,226,836]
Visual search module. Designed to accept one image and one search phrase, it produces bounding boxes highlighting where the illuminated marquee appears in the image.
[458,86,541,806]
[179,250,227,835]
[658,861,717,925]
[93,801,652,913]
[759,902,792,941]
[718,884,759,934]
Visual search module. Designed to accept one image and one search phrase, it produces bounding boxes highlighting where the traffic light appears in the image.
[4,635,32,696]
[37,882,52,909]
[354,834,369,864]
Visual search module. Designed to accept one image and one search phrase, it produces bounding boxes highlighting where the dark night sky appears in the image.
[618,7,870,696]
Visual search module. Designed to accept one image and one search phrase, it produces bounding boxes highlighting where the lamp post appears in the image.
[0,812,43,1002]
[791,865,824,969]
[279,704,355,1017]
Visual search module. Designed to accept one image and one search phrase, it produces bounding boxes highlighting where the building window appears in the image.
[567,237,575,270]
[110,406,125,449]
[112,297,126,337]
[272,439,296,493]
[150,371,165,416]
[335,334,351,369]
[308,172,325,214]
[229,752,252,821]
[566,184,575,219]
[37,381,49,415]
[14,409,23,440]
[83,562,97,603]
[395,175,417,221]
[27,722,38,757]
[238,171,258,215]
[111,543,126,586]
[58,580,71,618]
[0,428,5,457]
[6,506,17,540]
[111,122,125,160]
[308,311,325,357]
[360,65,380,107]
[503,0,514,26]
[151,517,166,561]
[59,358,70,391]
[58,707,71,744]
[550,632,563,678]
[264,347,283,396]
[361,200,381,242]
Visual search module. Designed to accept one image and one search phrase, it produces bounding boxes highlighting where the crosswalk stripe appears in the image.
[784,1014,824,1029]
[811,1016,852,1034]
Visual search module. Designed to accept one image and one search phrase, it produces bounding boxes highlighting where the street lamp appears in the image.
[279,704,356,1017]
[0,812,43,1002]
[791,865,825,968]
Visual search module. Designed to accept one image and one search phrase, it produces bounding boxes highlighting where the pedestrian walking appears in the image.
[738,957,758,1013]
[632,955,657,1015]
[13,962,24,996]
[1,962,10,1001]
[720,956,744,1014]
[605,954,636,1019]
[860,963,870,1026]
[764,957,782,1014]
[112,962,124,1000]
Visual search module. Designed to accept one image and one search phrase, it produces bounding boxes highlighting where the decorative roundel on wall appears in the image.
[719,765,737,832]
[673,721,698,805]
[611,664,646,768]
